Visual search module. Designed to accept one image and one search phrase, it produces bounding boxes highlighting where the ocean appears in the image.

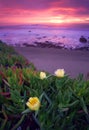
[0,24,89,50]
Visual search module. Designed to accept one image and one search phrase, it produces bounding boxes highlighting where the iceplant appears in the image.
[40,72,46,79]
[55,69,65,78]
[26,97,40,111]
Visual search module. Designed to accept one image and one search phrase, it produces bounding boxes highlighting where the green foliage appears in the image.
[0,66,89,130]
[0,41,36,69]
[0,42,89,129]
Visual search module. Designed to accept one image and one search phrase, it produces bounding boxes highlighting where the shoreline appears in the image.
[14,46,89,78]
[15,41,89,51]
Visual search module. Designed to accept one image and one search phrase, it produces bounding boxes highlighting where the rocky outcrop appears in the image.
[79,36,87,43]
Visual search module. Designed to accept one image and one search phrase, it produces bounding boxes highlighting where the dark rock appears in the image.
[37,37,42,40]
[34,41,63,49]
[23,43,29,46]
[87,37,89,43]
[62,36,66,38]
[36,34,39,36]
[75,46,89,51]
[43,36,47,38]
[79,36,87,43]
[23,43,35,47]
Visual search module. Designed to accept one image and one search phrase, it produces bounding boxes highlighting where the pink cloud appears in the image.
[0,0,89,24]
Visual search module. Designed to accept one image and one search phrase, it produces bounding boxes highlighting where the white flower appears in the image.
[40,72,46,79]
[55,69,65,77]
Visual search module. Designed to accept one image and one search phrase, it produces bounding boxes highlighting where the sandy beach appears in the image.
[15,47,89,78]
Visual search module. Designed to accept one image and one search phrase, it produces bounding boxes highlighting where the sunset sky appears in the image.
[0,0,89,25]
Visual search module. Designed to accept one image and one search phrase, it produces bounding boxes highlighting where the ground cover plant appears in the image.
[0,41,89,130]
[0,40,35,69]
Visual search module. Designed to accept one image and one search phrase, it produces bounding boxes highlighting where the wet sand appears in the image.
[15,47,89,78]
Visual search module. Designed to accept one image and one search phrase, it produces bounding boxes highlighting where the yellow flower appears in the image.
[40,72,46,79]
[55,69,65,78]
[26,97,40,111]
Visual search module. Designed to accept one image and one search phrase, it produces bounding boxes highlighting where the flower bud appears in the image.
[40,72,46,79]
